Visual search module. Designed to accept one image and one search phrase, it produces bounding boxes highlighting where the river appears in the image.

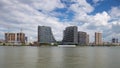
[0,46,120,68]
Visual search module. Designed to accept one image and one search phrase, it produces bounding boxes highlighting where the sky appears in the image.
[0,0,120,42]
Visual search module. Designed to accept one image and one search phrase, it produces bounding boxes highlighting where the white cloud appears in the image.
[71,3,119,42]
[109,7,120,20]
[70,0,94,13]
[0,0,119,43]
[108,7,120,35]
[111,22,120,33]
[102,22,120,42]
[18,0,64,12]
[92,0,103,4]
[93,11,110,26]
[92,0,104,6]
[74,11,110,30]
[101,7,120,42]
[93,0,99,3]
[0,0,66,42]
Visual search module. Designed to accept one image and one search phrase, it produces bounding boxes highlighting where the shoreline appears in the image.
[0,45,120,47]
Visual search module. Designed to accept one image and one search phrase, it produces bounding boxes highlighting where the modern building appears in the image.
[5,32,25,43]
[86,34,89,45]
[78,31,89,45]
[112,38,118,43]
[25,36,28,43]
[95,32,102,45]
[38,26,56,44]
[62,26,78,44]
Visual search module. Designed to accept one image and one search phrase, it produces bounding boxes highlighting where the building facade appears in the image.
[86,34,89,45]
[112,38,118,43]
[17,33,25,43]
[62,26,78,44]
[78,31,89,45]
[5,33,25,43]
[95,32,102,45]
[38,26,56,43]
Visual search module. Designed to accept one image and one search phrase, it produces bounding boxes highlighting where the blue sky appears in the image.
[88,0,120,14]
[53,0,120,21]
[0,0,120,42]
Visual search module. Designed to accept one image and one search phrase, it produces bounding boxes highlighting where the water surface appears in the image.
[0,46,120,68]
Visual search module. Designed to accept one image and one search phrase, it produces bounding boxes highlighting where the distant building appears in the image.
[62,26,78,44]
[17,33,25,43]
[78,31,89,45]
[86,34,89,45]
[25,36,28,43]
[5,33,15,43]
[112,38,118,43]
[95,32,102,45]
[5,33,25,43]
[38,26,56,44]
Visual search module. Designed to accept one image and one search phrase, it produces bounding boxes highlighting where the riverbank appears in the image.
[0,45,120,47]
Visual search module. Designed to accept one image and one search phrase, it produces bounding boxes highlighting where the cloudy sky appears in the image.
[0,0,120,42]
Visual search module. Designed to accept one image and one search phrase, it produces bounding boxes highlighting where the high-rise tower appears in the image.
[78,31,89,45]
[95,32,102,45]
[62,26,78,44]
[38,26,56,43]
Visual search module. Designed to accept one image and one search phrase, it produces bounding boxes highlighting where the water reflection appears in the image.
[0,46,120,68]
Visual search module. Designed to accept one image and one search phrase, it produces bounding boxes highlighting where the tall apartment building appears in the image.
[78,31,89,45]
[5,33,25,43]
[62,26,78,44]
[95,32,102,45]
[86,34,89,45]
[112,38,118,43]
[38,26,56,43]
